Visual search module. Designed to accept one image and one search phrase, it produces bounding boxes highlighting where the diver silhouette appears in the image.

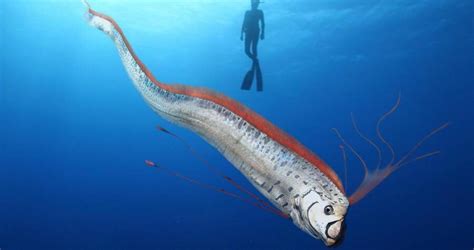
[240,0,265,92]
[241,0,265,60]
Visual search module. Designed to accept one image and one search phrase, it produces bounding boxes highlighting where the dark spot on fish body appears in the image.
[263,137,270,144]
[249,169,255,176]
[302,190,312,199]
[254,131,261,139]
[238,120,243,129]
[276,194,284,201]
[288,187,294,192]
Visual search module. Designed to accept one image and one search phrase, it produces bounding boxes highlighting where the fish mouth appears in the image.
[325,219,344,243]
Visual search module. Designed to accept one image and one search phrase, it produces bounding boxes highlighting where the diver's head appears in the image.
[251,0,260,9]
[292,189,348,246]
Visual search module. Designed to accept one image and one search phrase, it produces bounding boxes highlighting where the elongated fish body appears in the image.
[86,6,349,246]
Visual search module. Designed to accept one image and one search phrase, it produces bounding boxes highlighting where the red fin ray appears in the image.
[333,94,449,205]
[150,125,289,219]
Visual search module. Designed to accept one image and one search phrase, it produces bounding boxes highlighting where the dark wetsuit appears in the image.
[242,9,264,60]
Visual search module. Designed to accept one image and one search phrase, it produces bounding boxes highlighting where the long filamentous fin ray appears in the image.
[351,113,383,170]
[376,93,400,167]
[334,94,448,205]
[145,158,289,218]
[154,125,287,217]
[346,116,449,204]
[393,122,450,168]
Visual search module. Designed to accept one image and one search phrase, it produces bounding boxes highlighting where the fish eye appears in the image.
[324,205,334,215]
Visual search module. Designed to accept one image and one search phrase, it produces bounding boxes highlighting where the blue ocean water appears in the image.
[1,0,473,249]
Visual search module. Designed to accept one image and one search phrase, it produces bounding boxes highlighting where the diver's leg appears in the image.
[245,33,253,59]
[252,34,259,59]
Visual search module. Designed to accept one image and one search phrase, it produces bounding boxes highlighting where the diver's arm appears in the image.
[260,11,265,40]
[241,12,248,41]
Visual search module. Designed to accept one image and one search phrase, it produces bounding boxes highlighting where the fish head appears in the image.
[293,189,348,246]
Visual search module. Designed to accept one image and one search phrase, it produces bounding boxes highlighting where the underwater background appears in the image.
[1,0,473,249]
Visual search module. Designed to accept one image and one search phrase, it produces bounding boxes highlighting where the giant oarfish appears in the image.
[83,2,447,246]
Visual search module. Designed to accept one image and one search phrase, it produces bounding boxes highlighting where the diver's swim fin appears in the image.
[241,63,256,90]
[255,60,263,92]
